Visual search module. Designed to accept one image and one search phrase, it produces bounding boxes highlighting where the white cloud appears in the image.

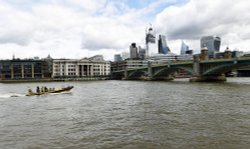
[0,0,150,60]
[0,4,34,45]
[1,0,250,60]
[67,0,107,13]
[155,0,250,53]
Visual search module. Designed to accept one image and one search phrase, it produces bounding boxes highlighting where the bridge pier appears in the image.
[121,67,128,80]
[189,74,226,82]
[146,61,173,81]
[190,54,227,82]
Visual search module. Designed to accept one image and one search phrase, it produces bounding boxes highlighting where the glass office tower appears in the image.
[180,41,189,55]
[145,26,156,57]
[200,36,221,52]
[158,35,170,54]
[200,36,221,58]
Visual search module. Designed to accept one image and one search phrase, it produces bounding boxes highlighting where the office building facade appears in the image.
[200,36,221,52]
[138,46,146,59]
[0,59,52,80]
[130,43,138,59]
[145,26,157,57]
[158,35,170,54]
[180,41,189,55]
[52,56,110,78]
[114,54,122,62]
[148,53,193,62]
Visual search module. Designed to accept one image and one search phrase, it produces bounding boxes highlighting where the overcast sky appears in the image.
[1,0,250,60]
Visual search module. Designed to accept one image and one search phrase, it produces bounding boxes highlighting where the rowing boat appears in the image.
[26,86,74,96]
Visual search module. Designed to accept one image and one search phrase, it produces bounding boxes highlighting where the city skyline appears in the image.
[0,0,250,60]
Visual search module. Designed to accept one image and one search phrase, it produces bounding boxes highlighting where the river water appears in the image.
[0,78,250,149]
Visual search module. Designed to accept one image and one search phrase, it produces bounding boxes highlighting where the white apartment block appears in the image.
[52,56,110,78]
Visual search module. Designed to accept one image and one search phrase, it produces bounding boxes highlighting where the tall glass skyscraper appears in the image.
[145,26,156,57]
[180,41,189,55]
[158,35,170,54]
[146,27,156,44]
[114,54,122,62]
[200,36,221,52]
[130,43,138,59]
[138,46,146,59]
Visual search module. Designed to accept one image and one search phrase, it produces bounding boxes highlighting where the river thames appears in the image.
[0,78,250,149]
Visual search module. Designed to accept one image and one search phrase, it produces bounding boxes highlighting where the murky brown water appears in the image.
[0,78,250,149]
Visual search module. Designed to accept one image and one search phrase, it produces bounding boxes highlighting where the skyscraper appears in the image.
[146,27,156,43]
[200,36,221,52]
[180,41,189,55]
[114,54,122,62]
[145,25,156,57]
[158,35,170,54]
[138,46,146,59]
[130,43,138,59]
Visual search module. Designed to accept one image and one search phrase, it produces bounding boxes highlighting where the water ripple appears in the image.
[0,79,250,148]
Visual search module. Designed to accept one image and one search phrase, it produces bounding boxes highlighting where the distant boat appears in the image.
[26,86,74,96]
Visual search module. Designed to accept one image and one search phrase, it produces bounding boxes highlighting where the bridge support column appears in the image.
[142,61,174,81]
[122,67,129,80]
[148,61,153,78]
[189,55,227,82]
[139,61,153,80]
[190,74,226,82]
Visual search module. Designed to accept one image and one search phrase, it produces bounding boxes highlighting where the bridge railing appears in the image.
[200,56,250,63]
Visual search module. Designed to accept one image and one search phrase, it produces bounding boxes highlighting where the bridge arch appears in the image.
[111,72,125,80]
[202,64,242,75]
[153,66,193,77]
[128,69,147,78]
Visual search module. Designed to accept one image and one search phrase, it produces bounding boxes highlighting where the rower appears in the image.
[44,87,48,92]
[36,86,40,93]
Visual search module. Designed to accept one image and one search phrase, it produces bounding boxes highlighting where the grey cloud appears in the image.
[81,38,118,50]
[0,35,30,46]
[155,0,250,41]
[166,24,204,40]
[81,34,128,51]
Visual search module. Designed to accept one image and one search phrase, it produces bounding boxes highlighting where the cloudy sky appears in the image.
[0,0,250,60]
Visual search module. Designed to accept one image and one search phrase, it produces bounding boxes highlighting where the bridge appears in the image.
[111,56,250,82]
